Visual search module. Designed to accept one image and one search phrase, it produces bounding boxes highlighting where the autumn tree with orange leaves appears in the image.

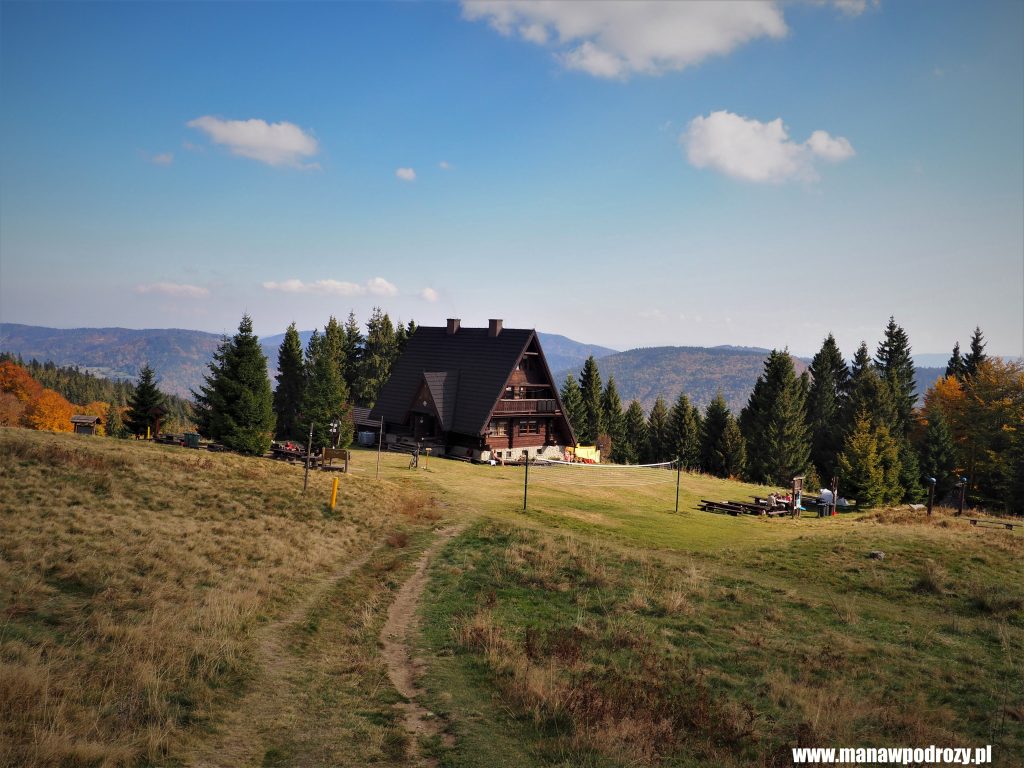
[23,389,75,432]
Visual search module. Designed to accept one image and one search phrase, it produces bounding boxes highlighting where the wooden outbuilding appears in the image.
[370,319,576,462]
[70,415,102,435]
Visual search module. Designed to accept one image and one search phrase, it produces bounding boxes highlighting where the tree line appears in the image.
[0,354,192,437]
[191,309,413,455]
[560,321,1023,514]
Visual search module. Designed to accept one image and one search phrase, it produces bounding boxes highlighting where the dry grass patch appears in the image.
[0,428,426,767]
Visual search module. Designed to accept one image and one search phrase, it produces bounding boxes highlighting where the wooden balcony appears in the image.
[494,398,558,415]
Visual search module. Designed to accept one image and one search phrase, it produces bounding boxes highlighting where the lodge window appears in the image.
[488,420,508,436]
[519,420,539,435]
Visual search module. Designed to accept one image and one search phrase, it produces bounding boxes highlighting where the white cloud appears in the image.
[831,0,878,17]
[366,276,399,297]
[438,160,452,170]
[806,129,855,161]
[262,277,398,297]
[395,167,416,181]
[186,116,319,168]
[419,287,439,303]
[461,1,788,79]
[149,152,174,166]
[681,110,854,183]
[135,282,209,299]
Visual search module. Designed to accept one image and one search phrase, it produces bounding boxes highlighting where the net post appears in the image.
[523,457,530,511]
[675,459,681,514]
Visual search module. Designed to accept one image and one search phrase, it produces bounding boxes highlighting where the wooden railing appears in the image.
[494,398,558,414]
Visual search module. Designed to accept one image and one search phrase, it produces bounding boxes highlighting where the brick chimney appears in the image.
[488,318,503,337]
[446,318,461,335]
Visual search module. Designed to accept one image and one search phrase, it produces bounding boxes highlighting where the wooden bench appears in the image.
[321,448,350,472]
[967,517,1019,531]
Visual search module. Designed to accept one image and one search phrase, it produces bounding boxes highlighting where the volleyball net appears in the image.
[522,458,683,512]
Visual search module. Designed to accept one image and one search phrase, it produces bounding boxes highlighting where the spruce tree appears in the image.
[341,311,364,398]
[837,411,885,507]
[917,406,957,500]
[601,376,625,461]
[559,374,585,443]
[739,350,810,484]
[667,391,700,468]
[358,308,397,406]
[578,356,603,444]
[273,323,305,441]
[963,326,987,377]
[192,315,276,455]
[874,316,916,435]
[645,396,671,463]
[620,400,647,464]
[300,330,353,452]
[323,316,348,384]
[945,342,967,380]
[700,392,745,478]
[125,364,165,437]
[807,334,849,482]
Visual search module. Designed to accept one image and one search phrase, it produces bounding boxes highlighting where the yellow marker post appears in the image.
[329,477,340,511]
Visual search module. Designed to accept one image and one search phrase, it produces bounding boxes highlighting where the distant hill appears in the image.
[0,324,221,397]
[557,346,809,414]
[535,333,617,374]
[0,323,618,398]
[0,323,973,409]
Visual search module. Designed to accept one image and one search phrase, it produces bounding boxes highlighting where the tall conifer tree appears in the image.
[126,364,165,437]
[874,317,916,435]
[700,392,745,478]
[667,391,700,468]
[963,326,987,377]
[945,342,967,380]
[601,376,625,460]
[620,400,647,464]
[917,406,957,500]
[739,350,810,484]
[192,315,275,455]
[341,311,364,397]
[358,308,397,406]
[578,356,603,444]
[273,323,305,440]
[300,330,352,452]
[807,334,849,481]
[645,396,671,463]
[559,374,585,442]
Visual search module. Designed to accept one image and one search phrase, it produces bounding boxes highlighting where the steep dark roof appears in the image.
[71,415,102,425]
[422,371,459,431]
[371,326,535,436]
[350,406,378,428]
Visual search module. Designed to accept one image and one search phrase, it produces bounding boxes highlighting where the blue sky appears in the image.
[1,0,1021,358]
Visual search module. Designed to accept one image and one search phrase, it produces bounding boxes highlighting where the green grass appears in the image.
[355,450,1024,767]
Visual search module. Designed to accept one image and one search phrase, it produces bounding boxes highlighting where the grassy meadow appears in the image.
[0,429,446,767]
[368,450,1024,767]
[1,433,1022,767]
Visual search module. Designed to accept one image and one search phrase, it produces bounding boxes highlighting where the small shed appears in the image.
[71,415,102,435]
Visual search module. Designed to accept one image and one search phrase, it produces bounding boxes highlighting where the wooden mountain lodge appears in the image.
[370,319,576,462]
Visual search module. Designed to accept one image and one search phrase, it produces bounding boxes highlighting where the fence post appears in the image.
[523,457,530,511]
[675,460,681,514]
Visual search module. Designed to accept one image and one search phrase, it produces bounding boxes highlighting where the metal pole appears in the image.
[375,415,383,480]
[303,422,314,493]
[926,477,936,516]
[675,460,681,513]
[958,478,966,516]
[523,457,529,511]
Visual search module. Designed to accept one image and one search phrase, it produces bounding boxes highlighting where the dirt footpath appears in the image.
[381,525,462,761]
